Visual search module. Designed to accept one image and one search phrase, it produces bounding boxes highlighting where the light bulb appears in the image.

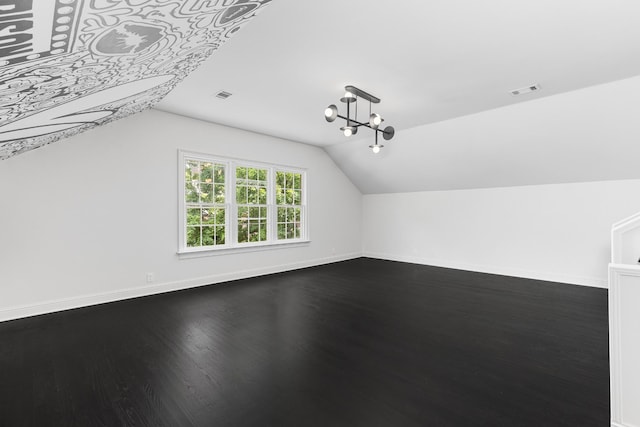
[369,113,383,128]
[372,145,380,154]
[340,92,356,103]
[341,125,356,137]
[324,104,337,122]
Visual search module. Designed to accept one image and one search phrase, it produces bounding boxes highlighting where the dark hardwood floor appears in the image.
[0,258,609,426]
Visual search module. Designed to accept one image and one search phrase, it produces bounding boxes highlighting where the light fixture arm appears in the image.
[335,114,383,133]
[346,100,350,126]
[345,85,380,104]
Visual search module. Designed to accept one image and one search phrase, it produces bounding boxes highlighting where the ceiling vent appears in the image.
[215,90,232,99]
[510,84,540,96]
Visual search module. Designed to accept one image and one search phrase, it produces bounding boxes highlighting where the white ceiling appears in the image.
[156,0,640,192]
[327,75,640,193]
[0,1,273,159]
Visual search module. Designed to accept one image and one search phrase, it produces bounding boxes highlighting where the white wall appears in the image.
[622,227,640,266]
[363,180,640,287]
[0,109,362,321]
[3,97,640,322]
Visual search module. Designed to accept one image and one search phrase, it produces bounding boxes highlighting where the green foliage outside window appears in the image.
[185,160,226,247]
[182,154,305,251]
[236,167,268,244]
[276,171,302,240]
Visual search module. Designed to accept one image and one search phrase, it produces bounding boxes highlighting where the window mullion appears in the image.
[268,167,275,242]
[229,161,236,248]
[301,173,307,240]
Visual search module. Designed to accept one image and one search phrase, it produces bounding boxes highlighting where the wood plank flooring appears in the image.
[0,258,609,426]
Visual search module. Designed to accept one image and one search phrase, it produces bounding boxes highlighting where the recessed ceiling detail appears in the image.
[0,0,272,160]
[215,91,233,99]
[510,84,541,96]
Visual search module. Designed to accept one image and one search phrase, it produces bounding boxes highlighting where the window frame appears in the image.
[178,150,309,256]
[234,162,270,245]
[183,156,229,248]
[275,169,305,241]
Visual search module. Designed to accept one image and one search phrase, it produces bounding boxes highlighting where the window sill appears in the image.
[177,239,311,259]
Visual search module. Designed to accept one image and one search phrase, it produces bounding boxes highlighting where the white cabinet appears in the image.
[610,212,640,427]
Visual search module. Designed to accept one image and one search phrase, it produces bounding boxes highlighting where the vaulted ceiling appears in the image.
[3,0,640,193]
[0,0,272,159]
[158,0,640,148]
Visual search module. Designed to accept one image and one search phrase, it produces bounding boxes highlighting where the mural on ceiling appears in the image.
[0,0,272,160]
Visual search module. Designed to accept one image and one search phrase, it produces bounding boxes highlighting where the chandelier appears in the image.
[324,85,395,153]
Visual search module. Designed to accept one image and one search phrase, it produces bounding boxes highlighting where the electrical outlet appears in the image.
[146,273,154,283]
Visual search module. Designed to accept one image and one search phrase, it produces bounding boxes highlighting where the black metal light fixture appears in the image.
[324,85,395,154]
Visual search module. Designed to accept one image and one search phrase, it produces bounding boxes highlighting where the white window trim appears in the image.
[177,150,309,257]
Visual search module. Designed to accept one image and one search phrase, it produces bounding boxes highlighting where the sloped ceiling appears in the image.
[0,0,272,159]
[156,0,640,192]
[3,0,640,194]
[157,0,640,147]
[326,75,640,193]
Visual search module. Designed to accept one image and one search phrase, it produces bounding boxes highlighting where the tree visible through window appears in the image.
[185,160,226,247]
[276,171,302,240]
[236,166,268,243]
[179,152,307,253]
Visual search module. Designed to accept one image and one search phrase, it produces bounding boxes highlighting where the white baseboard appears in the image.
[0,252,361,323]
[363,252,608,289]
[611,422,630,427]
[1,251,607,323]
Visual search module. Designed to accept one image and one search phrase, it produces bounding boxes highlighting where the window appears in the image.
[276,171,303,240]
[184,159,226,248]
[236,166,268,244]
[179,151,307,254]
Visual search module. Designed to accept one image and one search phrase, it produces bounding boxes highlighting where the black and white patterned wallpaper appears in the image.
[0,0,272,160]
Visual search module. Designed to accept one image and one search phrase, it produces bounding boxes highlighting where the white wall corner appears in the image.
[364,252,608,288]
